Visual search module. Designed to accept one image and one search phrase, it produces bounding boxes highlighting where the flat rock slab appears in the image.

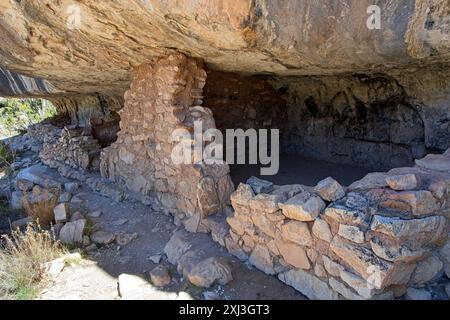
[17,164,67,189]
[415,154,450,173]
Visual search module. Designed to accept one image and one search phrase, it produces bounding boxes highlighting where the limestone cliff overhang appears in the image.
[0,0,449,96]
[0,67,63,97]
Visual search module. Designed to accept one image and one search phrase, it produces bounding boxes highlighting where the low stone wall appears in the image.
[223,150,450,300]
[40,125,102,171]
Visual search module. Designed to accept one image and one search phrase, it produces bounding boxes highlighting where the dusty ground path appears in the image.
[39,180,305,300]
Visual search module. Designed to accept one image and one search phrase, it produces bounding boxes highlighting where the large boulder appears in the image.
[187,257,233,288]
[281,193,325,222]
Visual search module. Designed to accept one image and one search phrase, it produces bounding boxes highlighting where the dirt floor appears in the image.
[37,178,306,300]
[1,152,379,300]
[230,154,377,187]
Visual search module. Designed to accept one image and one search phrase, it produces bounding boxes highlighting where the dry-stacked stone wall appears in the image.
[40,125,102,172]
[100,53,234,226]
[203,70,288,133]
[224,150,450,300]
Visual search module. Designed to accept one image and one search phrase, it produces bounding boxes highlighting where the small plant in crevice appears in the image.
[0,223,67,300]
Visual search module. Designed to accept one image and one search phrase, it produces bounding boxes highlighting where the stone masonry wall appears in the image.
[100,53,235,226]
[203,70,288,133]
[224,150,450,300]
[40,125,102,172]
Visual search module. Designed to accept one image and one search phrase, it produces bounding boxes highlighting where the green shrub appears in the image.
[0,98,57,137]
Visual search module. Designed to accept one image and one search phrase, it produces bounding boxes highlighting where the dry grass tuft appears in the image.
[23,186,58,226]
[0,223,66,300]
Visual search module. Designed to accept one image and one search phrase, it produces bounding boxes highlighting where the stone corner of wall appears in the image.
[222,151,450,300]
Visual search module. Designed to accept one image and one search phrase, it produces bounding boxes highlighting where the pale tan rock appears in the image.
[251,213,277,237]
[329,277,364,300]
[90,231,116,245]
[281,193,325,221]
[218,175,235,206]
[370,215,447,244]
[242,234,255,250]
[386,174,420,191]
[314,177,345,202]
[324,204,368,227]
[230,183,254,206]
[348,172,389,191]
[339,270,381,299]
[278,269,339,300]
[370,237,426,263]
[314,264,327,278]
[312,218,333,242]
[177,250,207,278]
[226,215,247,236]
[280,221,313,247]
[415,154,450,172]
[428,179,448,199]
[322,255,344,277]
[225,236,248,261]
[150,265,171,287]
[249,193,283,214]
[208,218,229,246]
[306,248,318,263]
[330,239,415,289]
[59,219,86,245]
[381,190,441,216]
[249,245,276,275]
[275,240,311,270]
[338,224,365,244]
[187,257,233,288]
[164,231,192,265]
[53,203,70,223]
[266,240,280,255]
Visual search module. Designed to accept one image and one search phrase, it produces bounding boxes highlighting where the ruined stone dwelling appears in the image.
[1,1,450,300]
